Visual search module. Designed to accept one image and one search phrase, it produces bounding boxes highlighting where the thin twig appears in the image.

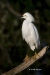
[5,0,22,17]
[2,46,49,75]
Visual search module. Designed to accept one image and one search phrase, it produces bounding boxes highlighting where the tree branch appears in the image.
[5,0,22,17]
[2,46,49,75]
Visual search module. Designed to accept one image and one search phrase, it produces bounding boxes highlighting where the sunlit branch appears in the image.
[2,46,49,75]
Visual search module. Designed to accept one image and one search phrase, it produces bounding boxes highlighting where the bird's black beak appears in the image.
[16,15,24,20]
[20,16,25,20]
[16,15,21,19]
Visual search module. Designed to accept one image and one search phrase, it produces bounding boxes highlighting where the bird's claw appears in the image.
[34,52,40,60]
[23,55,30,61]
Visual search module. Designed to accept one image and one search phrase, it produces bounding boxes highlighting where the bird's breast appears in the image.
[22,20,30,41]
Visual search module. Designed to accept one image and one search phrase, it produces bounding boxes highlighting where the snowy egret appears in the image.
[21,12,40,60]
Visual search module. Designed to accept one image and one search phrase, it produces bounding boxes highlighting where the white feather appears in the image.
[21,12,40,51]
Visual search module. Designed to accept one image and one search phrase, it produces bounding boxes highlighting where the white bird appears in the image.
[21,12,40,60]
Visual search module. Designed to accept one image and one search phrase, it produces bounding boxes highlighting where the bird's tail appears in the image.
[30,46,35,51]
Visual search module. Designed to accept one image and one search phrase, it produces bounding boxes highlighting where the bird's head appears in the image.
[21,12,35,22]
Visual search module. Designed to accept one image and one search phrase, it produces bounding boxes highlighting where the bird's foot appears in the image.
[34,52,40,60]
[23,55,30,61]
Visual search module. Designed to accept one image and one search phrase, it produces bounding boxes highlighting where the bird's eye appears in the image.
[23,14,27,17]
[24,15,26,17]
[24,14,27,16]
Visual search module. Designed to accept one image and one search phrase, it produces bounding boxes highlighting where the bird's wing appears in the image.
[29,23,40,48]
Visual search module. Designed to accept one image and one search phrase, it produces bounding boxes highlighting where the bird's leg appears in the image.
[33,51,37,60]
[23,54,30,61]
[34,51,40,60]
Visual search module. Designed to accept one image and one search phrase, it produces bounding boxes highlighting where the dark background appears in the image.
[0,0,50,75]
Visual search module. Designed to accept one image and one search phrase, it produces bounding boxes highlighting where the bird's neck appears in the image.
[23,20,31,23]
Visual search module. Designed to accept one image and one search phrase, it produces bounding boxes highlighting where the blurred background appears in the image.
[0,0,50,75]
